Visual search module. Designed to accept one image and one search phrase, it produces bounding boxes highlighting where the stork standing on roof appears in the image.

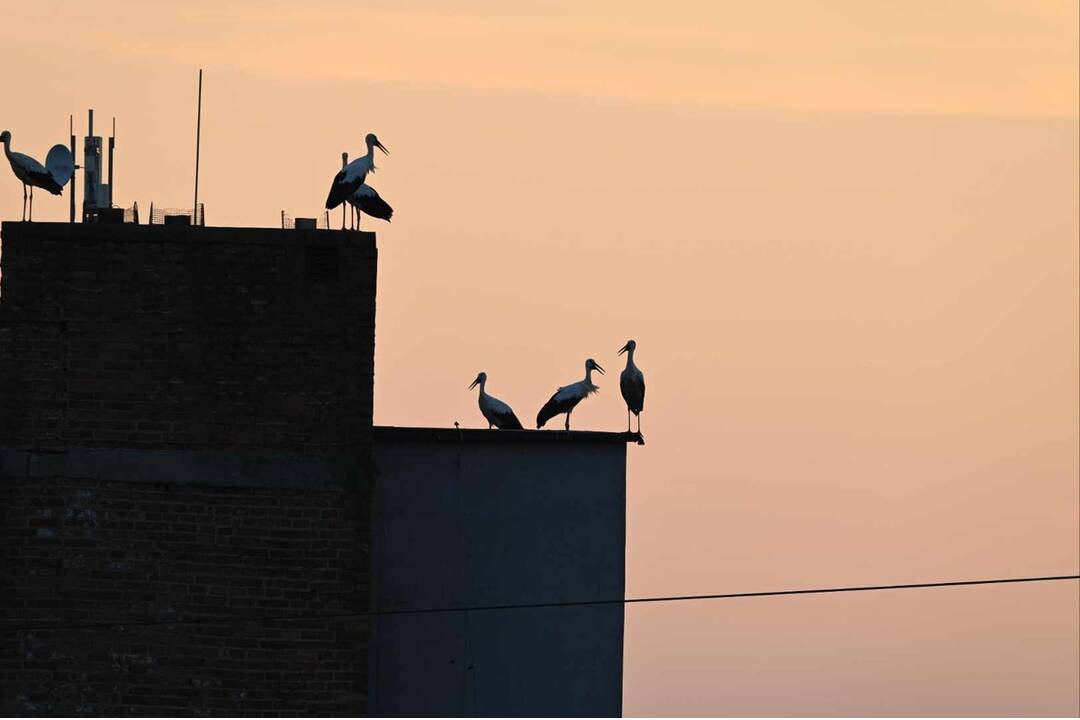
[326,133,388,213]
[469,372,523,429]
[2,130,65,221]
[618,339,645,435]
[536,359,605,430]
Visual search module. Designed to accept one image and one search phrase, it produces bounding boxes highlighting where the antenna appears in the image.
[108,117,115,207]
[194,68,202,223]
[82,109,101,222]
[69,115,75,223]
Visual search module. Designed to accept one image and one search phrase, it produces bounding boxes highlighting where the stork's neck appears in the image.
[365,141,376,168]
[584,367,595,385]
[477,378,487,396]
[623,348,636,369]
[1,136,10,159]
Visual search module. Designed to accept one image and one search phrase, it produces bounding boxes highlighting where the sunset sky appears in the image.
[2,1,1078,714]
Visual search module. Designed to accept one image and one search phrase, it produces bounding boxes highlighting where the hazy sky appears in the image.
[2,2,1078,715]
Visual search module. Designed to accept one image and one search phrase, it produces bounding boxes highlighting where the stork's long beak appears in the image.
[376,140,389,155]
[468,377,479,390]
[617,343,628,356]
[595,363,606,375]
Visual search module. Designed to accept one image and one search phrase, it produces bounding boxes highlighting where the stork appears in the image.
[325,133,388,212]
[469,372,523,429]
[618,339,645,435]
[348,183,393,227]
[536,359,605,430]
[2,130,63,221]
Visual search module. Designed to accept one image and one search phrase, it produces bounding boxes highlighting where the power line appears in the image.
[2,573,1075,635]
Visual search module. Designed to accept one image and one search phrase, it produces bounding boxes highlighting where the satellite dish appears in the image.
[45,144,73,188]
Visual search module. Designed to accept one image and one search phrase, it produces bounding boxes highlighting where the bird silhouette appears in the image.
[536,359,605,430]
[2,130,64,221]
[618,339,645,436]
[469,372,523,429]
[326,133,388,211]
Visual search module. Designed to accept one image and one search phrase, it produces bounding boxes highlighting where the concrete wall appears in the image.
[0,222,377,716]
[371,427,627,717]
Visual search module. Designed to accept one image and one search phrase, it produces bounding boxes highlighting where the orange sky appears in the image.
[2,2,1078,714]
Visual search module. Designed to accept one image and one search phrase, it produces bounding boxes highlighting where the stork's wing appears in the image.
[536,385,578,428]
[325,169,363,210]
[495,407,523,430]
[11,151,47,176]
[10,151,62,193]
[620,371,645,414]
[536,393,562,429]
[349,186,393,221]
[484,395,523,430]
[30,167,63,195]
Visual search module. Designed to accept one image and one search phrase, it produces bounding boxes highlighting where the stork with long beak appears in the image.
[536,359,605,431]
[325,133,389,212]
[618,339,645,435]
[469,372,523,429]
[2,130,64,221]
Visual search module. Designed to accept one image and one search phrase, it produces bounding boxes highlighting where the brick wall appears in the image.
[1,472,368,716]
[0,222,376,452]
[0,222,376,716]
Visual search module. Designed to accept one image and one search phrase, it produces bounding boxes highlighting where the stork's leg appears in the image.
[626,408,631,433]
[28,186,33,222]
[341,204,346,230]
[21,184,27,221]
[564,412,571,431]
[637,413,642,435]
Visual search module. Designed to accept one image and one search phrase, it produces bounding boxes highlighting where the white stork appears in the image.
[618,339,645,435]
[469,372,523,429]
[348,183,393,227]
[2,130,64,221]
[536,358,605,430]
[325,133,388,212]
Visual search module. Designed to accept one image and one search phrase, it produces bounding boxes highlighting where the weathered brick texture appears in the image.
[1,476,369,716]
[0,222,376,716]
[0,222,376,452]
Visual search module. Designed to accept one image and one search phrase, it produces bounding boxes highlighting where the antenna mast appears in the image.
[69,115,75,223]
[193,68,203,222]
[108,117,115,207]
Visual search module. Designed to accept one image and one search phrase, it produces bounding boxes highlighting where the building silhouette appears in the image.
[0,221,628,716]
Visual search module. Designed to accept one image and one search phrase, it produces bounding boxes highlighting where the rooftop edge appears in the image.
[0,221,376,247]
[374,425,644,445]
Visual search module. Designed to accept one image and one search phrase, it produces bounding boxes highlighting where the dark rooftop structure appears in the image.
[0,221,630,717]
[370,426,627,716]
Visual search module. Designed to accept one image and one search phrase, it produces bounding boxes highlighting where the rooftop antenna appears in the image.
[82,109,101,221]
[193,68,202,223]
[69,115,75,222]
[108,117,115,207]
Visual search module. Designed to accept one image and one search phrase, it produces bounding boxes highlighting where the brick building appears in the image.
[0,221,627,716]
